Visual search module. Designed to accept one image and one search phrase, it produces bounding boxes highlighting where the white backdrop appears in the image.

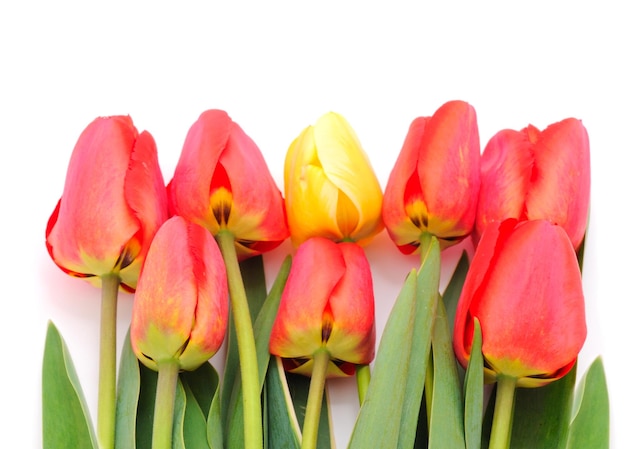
[1,2,624,448]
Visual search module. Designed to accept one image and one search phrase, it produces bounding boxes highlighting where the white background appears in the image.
[1,2,624,448]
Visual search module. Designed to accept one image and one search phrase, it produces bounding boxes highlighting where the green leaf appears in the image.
[442,251,469,336]
[428,296,465,449]
[463,319,484,449]
[42,321,98,449]
[348,236,440,449]
[181,363,223,449]
[136,362,159,449]
[222,255,292,449]
[507,364,577,449]
[115,327,141,449]
[566,357,609,449]
[265,356,302,449]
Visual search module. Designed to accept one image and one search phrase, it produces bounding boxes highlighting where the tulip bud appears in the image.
[284,112,384,247]
[46,115,169,292]
[475,118,590,250]
[168,109,289,259]
[130,216,229,371]
[453,219,586,387]
[269,237,376,378]
[382,100,481,254]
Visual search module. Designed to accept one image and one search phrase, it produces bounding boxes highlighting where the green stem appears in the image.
[152,360,180,449]
[216,231,263,449]
[97,274,119,449]
[356,364,371,405]
[488,375,517,449]
[302,350,331,449]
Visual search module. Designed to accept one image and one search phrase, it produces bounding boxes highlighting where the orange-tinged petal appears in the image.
[383,100,480,254]
[475,129,533,237]
[269,238,376,377]
[269,237,345,358]
[46,115,168,291]
[168,109,289,258]
[131,216,228,371]
[453,219,586,385]
[325,242,376,364]
[525,118,590,249]
[475,118,590,250]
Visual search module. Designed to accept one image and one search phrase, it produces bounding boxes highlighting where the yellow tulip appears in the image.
[284,112,383,247]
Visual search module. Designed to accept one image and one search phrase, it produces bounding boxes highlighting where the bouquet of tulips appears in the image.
[42,101,609,449]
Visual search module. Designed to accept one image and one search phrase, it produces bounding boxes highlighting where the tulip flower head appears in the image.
[453,219,586,387]
[382,100,481,255]
[284,112,384,247]
[269,237,376,378]
[131,216,229,371]
[475,118,590,250]
[46,115,169,292]
[168,109,289,259]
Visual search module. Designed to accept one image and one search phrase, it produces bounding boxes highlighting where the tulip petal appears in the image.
[131,217,228,371]
[313,113,384,242]
[525,118,590,249]
[476,129,534,236]
[454,219,586,383]
[269,238,345,358]
[46,116,143,282]
[178,222,229,370]
[168,109,232,235]
[325,243,376,364]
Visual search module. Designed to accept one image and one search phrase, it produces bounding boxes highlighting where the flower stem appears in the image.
[216,230,263,449]
[302,350,330,449]
[152,360,180,449]
[488,375,517,449]
[97,274,119,449]
[356,364,371,405]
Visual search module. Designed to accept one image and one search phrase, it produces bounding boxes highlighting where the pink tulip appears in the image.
[168,109,289,259]
[46,115,168,292]
[269,237,376,378]
[131,216,229,371]
[382,100,481,254]
[453,219,586,387]
[476,118,590,249]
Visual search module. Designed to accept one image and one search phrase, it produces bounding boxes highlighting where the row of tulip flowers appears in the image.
[42,100,607,449]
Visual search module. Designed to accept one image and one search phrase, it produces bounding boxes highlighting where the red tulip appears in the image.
[269,237,376,378]
[46,115,168,292]
[131,216,229,371]
[168,109,289,259]
[453,219,586,387]
[475,118,590,249]
[382,100,481,254]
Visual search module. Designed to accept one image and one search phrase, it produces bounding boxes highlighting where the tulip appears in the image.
[130,216,228,449]
[269,237,376,378]
[453,218,586,388]
[475,118,590,250]
[382,100,481,254]
[131,215,228,371]
[270,236,376,449]
[168,109,285,447]
[284,112,384,247]
[45,115,168,449]
[168,109,289,259]
[46,115,169,291]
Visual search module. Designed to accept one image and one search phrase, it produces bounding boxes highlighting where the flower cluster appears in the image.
[42,101,607,449]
